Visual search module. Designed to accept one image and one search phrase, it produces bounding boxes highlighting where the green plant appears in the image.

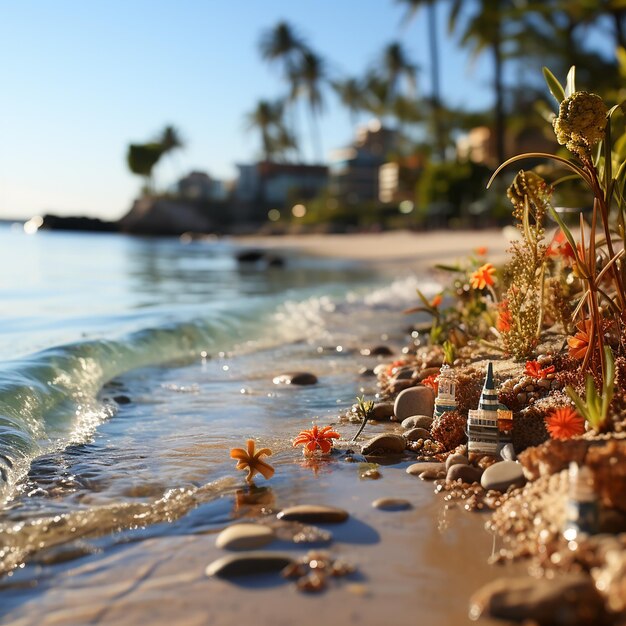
[489,66,626,381]
[442,340,455,365]
[566,346,615,432]
[351,396,375,442]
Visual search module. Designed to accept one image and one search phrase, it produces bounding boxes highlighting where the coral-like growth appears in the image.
[499,171,552,360]
[553,91,608,159]
[293,425,340,455]
[431,410,467,451]
[230,439,274,483]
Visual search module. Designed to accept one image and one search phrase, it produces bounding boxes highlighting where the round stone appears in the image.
[361,345,394,356]
[370,402,395,420]
[401,415,433,431]
[205,552,294,578]
[215,523,275,550]
[481,460,527,492]
[406,461,445,477]
[272,372,318,385]
[403,427,431,441]
[372,497,412,511]
[277,504,349,524]
[394,387,435,421]
[445,453,469,471]
[361,434,406,456]
[447,464,483,484]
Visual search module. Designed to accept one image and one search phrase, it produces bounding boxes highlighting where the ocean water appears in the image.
[0,225,439,584]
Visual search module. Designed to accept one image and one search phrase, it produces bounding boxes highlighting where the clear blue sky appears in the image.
[0,1,513,221]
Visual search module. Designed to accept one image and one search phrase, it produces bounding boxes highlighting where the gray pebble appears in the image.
[394,387,435,421]
[401,415,433,431]
[205,552,294,578]
[273,372,318,385]
[406,461,445,477]
[447,464,483,484]
[361,433,406,456]
[481,460,526,492]
[445,453,469,471]
[372,497,412,511]
[277,504,349,524]
[403,427,432,441]
[215,523,275,550]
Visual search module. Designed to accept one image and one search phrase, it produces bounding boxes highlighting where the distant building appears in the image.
[177,171,213,200]
[329,120,397,204]
[379,155,423,204]
[233,161,328,222]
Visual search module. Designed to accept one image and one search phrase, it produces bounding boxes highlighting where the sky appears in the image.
[0,1,503,221]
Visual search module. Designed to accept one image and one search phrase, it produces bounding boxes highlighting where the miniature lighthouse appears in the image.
[467,362,501,455]
[433,364,457,418]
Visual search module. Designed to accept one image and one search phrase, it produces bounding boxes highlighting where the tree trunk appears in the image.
[427,1,446,161]
[492,18,506,165]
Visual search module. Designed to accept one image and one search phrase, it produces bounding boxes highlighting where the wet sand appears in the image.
[1,463,520,626]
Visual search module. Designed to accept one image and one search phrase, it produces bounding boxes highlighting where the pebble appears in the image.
[113,395,132,405]
[394,387,435,421]
[370,402,395,420]
[406,461,445,477]
[445,453,469,471]
[273,372,318,385]
[361,345,394,356]
[500,443,517,462]
[447,464,483,484]
[401,415,433,431]
[403,427,432,441]
[215,523,275,550]
[469,574,608,625]
[393,367,415,380]
[372,497,412,511]
[481,460,526,492]
[361,434,406,456]
[277,504,349,524]
[205,552,294,578]
[417,367,441,381]
[358,367,375,377]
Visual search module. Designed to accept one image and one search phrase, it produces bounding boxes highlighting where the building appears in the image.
[329,120,397,204]
[433,365,457,419]
[378,155,423,204]
[467,362,501,455]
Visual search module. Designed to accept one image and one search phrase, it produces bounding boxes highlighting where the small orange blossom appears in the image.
[230,439,274,482]
[567,319,593,360]
[430,293,443,308]
[524,360,555,379]
[470,263,496,290]
[545,407,585,440]
[496,300,512,332]
[293,425,340,455]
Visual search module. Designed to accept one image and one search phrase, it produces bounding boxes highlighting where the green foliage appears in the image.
[442,340,455,365]
[351,396,375,442]
[566,347,615,431]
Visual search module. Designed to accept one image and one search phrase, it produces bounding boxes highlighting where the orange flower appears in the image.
[421,374,439,394]
[567,319,593,360]
[470,263,496,290]
[548,230,577,262]
[475,246,488,257]
[545,407,586,440]
[230,439,274,482]
[430,294,443,308]
[386,359,407,377]
[496,300,512,332]
[524,360,556,379]
[293,425,340,455]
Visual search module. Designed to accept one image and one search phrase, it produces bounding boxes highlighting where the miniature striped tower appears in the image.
[433,364,457,418]
[467,362,501,455]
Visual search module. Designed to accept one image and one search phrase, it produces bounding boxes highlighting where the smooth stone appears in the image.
[401,415,433,431]
[361,434,406,456]
[277,504,348,524]
[500,443,517,462]
[272,372,318,386]
[215,523,275,550]
[406,461,445,476]
[481,460,527,492]
[445,453,469,471]
[419,469,445,480]
[417,366,441,381]
[394,387,435,421]
[359,367,375,377]
[361,345,394,356]
[403,427,432,441]
[447,464,483,484]
[113,394,131,405]
[370,402,395,420]
[372,497,412,511]
[469,574,608,625]
[393,367,416,380]
[205,552,294,578]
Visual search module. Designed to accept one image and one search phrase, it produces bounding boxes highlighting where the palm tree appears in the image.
[259,21,307,160]
[380,41,418,102]
[449,0,514,165]
[291,50,326,162]
[159,125,184,155]
[245,99,291,162]
[396,0,446,160]
[332,77,366,130]
[127,143,164,195]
